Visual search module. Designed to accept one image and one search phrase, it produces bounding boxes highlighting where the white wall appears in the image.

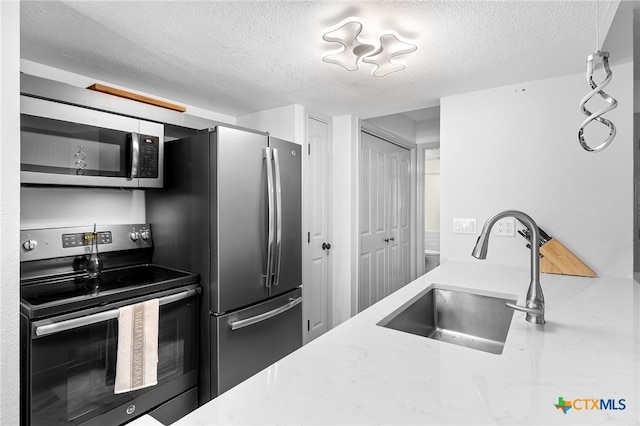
[0,2,21,424]
[332,115,358,324]
[238,104,305,144]
[417,118,440,144]
[441,62,634,278]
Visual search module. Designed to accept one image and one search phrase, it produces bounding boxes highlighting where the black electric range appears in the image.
[21,263,199,319]
[20,223,201,426]
[19,224,200,319]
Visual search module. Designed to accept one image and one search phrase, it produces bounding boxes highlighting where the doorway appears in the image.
[424,146,441,272]
[634,113,640,282]
[358,129,412,312]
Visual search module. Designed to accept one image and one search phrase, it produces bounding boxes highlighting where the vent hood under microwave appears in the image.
[20,96,164,189]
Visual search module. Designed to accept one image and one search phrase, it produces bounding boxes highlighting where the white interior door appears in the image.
[304,116,331,343]
[359,131,411,312]
[387,148,411,293]
[359,134,389,309]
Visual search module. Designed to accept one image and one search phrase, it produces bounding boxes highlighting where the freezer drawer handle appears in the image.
[33,288,200,338]
[229,296,302,331]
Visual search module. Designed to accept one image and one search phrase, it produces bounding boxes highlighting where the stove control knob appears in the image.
[140,229,151,240]
[22,239,38,251]
[129,231,140,241]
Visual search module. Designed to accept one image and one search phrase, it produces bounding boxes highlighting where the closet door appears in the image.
[359,131,411,312]
[387,147,411,294]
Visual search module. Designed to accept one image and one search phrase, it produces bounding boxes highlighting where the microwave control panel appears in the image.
[139,135,160,178]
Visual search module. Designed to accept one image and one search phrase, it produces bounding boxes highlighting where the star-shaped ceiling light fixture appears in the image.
[321,17,418,77]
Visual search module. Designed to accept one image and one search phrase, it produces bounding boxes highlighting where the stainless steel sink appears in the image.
[377,284,517,354]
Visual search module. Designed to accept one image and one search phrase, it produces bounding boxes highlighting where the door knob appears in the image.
[384,237,396,243]
[322,242,332,250]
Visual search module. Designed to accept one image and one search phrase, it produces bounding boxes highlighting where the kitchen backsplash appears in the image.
[21,186,145,229]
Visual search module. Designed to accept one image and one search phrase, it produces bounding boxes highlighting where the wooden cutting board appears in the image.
[539,238,596,277]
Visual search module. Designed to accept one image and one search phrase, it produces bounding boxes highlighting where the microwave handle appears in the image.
[129,132,140,179]
[33,288,200,338]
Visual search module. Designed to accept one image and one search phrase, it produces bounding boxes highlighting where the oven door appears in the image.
[20,96,164,188]
[21,285,199,426]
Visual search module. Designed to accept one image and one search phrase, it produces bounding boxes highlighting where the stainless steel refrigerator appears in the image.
[146,125,302,403]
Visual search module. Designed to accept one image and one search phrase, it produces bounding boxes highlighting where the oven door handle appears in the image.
[33,288,200,338]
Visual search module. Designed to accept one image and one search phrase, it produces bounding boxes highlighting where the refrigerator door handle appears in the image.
[264,147,275,287]
[228,296,302,331]
[272,148,283,286]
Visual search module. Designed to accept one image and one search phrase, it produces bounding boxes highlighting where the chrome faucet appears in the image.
[472,210,545,325]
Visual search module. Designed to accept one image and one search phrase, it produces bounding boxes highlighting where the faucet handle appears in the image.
[505,301,545,324]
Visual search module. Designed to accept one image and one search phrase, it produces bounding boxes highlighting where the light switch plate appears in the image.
[453,218,476,234]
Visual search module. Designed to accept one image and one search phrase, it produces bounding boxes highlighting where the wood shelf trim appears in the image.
[87,83,186,112]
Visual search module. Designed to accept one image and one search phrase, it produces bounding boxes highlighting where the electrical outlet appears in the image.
[494,218,515,237]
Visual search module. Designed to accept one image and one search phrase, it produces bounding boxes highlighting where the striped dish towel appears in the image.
[114,299,159,394]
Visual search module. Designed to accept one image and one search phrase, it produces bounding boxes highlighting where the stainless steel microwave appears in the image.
[20,96,164,188]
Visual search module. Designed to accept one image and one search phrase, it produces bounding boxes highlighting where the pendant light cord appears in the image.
[596,0,600,50]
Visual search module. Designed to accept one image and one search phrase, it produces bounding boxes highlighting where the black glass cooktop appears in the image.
[21,264,199,319]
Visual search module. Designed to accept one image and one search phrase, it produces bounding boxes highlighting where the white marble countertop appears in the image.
[137,261,640,425]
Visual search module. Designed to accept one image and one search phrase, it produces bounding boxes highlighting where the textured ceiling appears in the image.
[20,0,621,120]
